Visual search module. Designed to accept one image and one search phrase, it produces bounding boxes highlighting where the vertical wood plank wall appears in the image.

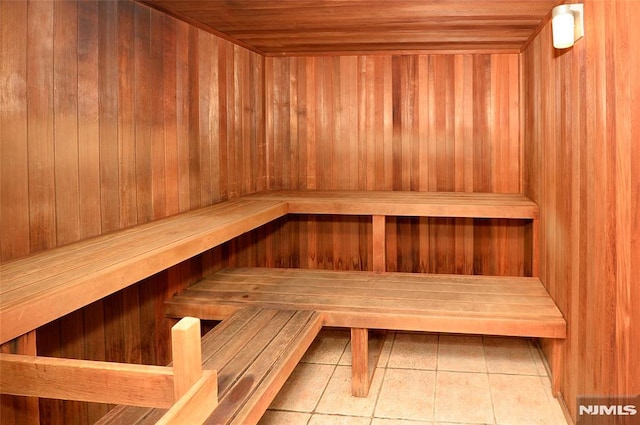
[262,54,527,275]
[522,0,639,420]
[0,1,265,424]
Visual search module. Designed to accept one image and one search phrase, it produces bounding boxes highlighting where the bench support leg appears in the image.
[372,215,386,272]
[550,338,564,396]
[351,328,386,397]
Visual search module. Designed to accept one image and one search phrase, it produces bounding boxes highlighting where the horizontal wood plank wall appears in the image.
[0,1,264,424]
[262,54,526,275]
[522,0,639,422]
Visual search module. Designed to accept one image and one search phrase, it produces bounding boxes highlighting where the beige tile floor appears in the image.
[259,329,569,425]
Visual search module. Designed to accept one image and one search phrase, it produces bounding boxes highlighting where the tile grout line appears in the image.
[370,331,396,422]
[482,335,500,425]
[308,332,350,421]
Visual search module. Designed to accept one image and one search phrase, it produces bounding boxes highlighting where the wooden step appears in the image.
[97,307,323,425]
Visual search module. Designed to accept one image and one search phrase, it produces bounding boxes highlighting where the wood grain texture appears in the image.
[2,200,288,345]
[0,332,39,425]
[522,0,639,421]
[1,0,265,260]
[0,354,176,408]
[166,267,566,338]
[263,54,526,275]
[139,0,560,55]
[100,308,323,425]
[170,317,202,400]
[0,1,265,423]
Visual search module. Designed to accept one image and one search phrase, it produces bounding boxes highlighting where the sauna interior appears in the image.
[0,0,638,424]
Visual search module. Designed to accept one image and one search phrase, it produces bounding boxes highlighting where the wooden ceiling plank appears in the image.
[137,0,559,55]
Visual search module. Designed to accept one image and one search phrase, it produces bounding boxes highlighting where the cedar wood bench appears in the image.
[0,190,566,424]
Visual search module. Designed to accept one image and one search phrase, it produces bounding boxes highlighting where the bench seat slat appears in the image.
[213,310,294,395]
[206,310,322,425]
[208,267,547,292]
[186,282,557,305]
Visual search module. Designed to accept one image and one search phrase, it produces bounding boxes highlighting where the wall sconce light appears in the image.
[552,3,584,49]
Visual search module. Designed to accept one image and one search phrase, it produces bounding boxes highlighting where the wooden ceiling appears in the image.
[139,0,563,56]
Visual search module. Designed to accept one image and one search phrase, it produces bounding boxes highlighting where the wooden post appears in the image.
[351,328,386,397]
[551,338,563,396]
[351,328,369,397]
[171,317,202,401]
[372,215,386,272]
[531,217,540,277]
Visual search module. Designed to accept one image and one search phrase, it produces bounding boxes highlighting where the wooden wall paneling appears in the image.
[266,53,523,274]
[253,50,267,192]
[224,42,237,198]
[627,0,640,400]
[77,0,101,239]
[149,8,167,219]
[2,2,268,423]
[453,55,475,274]
[27,0,56,252]
[0,0,30,261]
[134,4,153,224]
[98,0,120,233]
[187,26,201,210]
[53,0,80,246]
[198,30,214,206]
[208,35,222,203]
[117,0,138,228]
[162,15,179,216]
[238,47,250,195]
[175,19,191,212]
[217,40,229,200]
[523,0,639,421]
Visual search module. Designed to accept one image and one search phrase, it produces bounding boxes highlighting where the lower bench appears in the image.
[98,307,322,425]
[165,267,567,398]
[166,267,566,339]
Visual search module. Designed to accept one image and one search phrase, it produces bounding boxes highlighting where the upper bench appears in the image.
[0,190,539,345]
[246,190,539,218]
[0,199,288,344]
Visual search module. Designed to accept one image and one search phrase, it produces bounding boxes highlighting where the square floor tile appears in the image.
[434,371,494,424]
[483,337,538,375]
[490,374,557,425]
[270,363,335,412]
[308,414,371,425]
[258,410,312,425]
[302,328,350,364]
[316,365,384,417]
[374,368,436,421]
[437,334,486,373]
[387,332,437,370]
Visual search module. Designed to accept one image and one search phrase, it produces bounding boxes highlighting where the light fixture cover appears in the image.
[551,3,584,49]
